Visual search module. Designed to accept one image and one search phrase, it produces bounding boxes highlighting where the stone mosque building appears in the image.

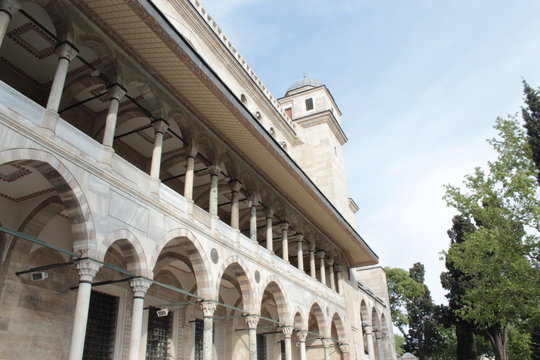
[0,0,396,359]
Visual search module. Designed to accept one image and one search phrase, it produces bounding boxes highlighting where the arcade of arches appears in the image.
[0,0,396,359]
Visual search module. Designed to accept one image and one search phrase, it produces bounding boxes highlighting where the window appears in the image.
[280,340,286,359]
[305,98,314,111]
[257,334,267,360]
[194,319,204,360]
[284,108,292,119]
[146,307,173,360]
[83,291,118,360]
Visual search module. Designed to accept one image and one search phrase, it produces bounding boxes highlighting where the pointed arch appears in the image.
[215,255,256,314]
[259,275,290,323]
[99,229,148,277]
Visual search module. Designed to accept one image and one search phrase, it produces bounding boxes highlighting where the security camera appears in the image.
[156,308,169,317]
[31,272,48,281]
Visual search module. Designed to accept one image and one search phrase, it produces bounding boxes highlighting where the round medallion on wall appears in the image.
[254,270,260,284]
[210,248,219,264]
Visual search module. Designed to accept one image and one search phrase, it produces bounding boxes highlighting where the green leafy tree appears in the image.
[444,116,540,360]
[440,215,477,360]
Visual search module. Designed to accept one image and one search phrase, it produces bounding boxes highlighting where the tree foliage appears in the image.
[443,115,540,360]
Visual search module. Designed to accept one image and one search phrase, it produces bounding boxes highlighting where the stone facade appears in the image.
[0,0,396,359]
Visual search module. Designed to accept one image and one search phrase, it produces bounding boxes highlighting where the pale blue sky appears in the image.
[198,0,540,303]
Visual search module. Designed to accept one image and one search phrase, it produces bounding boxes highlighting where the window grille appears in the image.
[280,340,286,360]
[194,319,204,360]
[146,307,172,360]
[83,291,118,360]
[305,98,314,111]
[256,334,267,360]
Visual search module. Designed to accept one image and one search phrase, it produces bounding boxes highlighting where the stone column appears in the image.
[297,330,308,360]
[0,0,21,48]
[128,278,152,360]
[340,344,351,360]
[309,242,316,279]
[364,324,375,359]
[201,301,216,360]
[322,338,332,360]
[42,41,79,132]
[296,234,304,271]
[281,326,293,360]
[317,251,326,285]
[281,223,289,263]
[265,208,273,252]
[183,144,198,200]
[327,257,336,291]
[246,315,259,360]
[208,165,220,216]
[249,197,258,242]
[102,84,126,147]
[149,119,169,179]
[335,265,344,295]
[229,180,241,229]
[68,259,101,360]
[375,329,384,360]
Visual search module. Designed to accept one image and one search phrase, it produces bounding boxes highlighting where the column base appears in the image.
[100,145,114,165]
[41,109,59,136]
[149,177,161,196]
[210,215,219,233]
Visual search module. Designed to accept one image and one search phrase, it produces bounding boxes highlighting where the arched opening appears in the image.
[292,311,305,360]
[372,308,381,360]
[259,279,288,359]
[307,302,326,359]
[360,300,370,355]
[381,313,392,359]
[330,313,347,360]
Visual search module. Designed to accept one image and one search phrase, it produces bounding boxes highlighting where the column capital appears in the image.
[246,315,259,329]
[309,241,316,252]
[339,343,350,353]
[363,323,373,334]
[130,277,152,298]
[228,179,242,193]
[208,164,221,177]
[316,250,326,259]
[322,338,333,347]
[327,257,335,266]
[151,119,169,134]
[335,265,343,273]
[107,83,126,101]
[55,41,79,61]
[290,233,304,242]
[0,0,21,16]
[76,259,101,282]
[264,207,274,218]
[281,325,294,337]
[297,330,308,342]
[374,329,384,339]
[201,301,217,317]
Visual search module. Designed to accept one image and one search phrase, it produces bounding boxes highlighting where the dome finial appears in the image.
[303,72,307,79]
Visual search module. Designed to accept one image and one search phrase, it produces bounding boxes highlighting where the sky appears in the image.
[197,0,540,304]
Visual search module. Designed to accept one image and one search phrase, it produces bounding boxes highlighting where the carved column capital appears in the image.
[335,265,343,273]
[208,164,221,177]
[130,277,152,298]
[151,119,169,134]
[339,343,350,353]
[264,207,274,218]
[107,83,126,101]
[228,179,242,193]
[201,301,217,317]
[76,259,101,282]
[363,324,373,334]
[246,315,259,329]
[55,41,79,61]
[0,0,21,16]
[281,326,294,337]
[316,250,326,259]
[322,338,333,347]
[309,241,316,252]
[297,330,308,342]
[327,257,335,266]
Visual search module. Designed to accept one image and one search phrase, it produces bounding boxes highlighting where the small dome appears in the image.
[286,76,323,92]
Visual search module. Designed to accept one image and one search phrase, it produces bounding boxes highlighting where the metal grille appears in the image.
[83,291,118,360]
[146,307,172,360]
[194,319,204,360]
[305,98,314,111]
[280,340,285,360]
[256,334,267,360]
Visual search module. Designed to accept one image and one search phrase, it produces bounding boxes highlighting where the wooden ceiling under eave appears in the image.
[72,0,378,267]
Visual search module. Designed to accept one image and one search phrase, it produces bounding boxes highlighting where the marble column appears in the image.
[340,344,351,360]
[322,338,332,360]
[281,223,289,263]
[0,0,21,48]
[375,329,384,360]
[102,84,126,147]
[297,330,308,360]
[68,259,101,360]
[265,208,273,252]
[183,144,198,200]
[296,234,304,271]
[246,315,259,360]
[282,326,293,360]
[309,242,316,279]
[149,119,169,179]
[327,257,336,291]
[208,165,220,216]
[128,278,152,360]
[42,41,79,132]
[201,301,216,360]
[317,251,326,285]
[364,324,375,359]
[249,197,258,242]
[335,265,343,295]
[229,180,241,229]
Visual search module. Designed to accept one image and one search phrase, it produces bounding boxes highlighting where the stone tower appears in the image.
[279,76,358,224]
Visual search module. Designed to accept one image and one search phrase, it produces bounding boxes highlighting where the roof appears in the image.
[286,77,323,93]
